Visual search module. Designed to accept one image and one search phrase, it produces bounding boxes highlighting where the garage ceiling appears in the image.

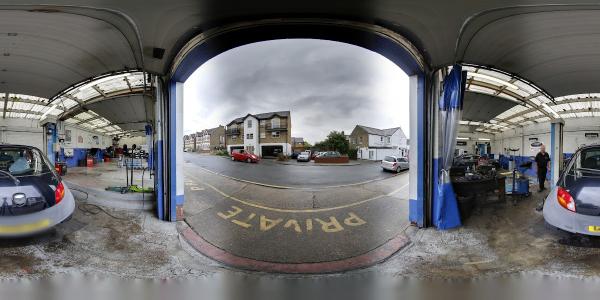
[0,9,139,99]
[462,92,518,123]
[2,1,600,134]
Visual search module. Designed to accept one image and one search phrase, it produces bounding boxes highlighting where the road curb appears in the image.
[177,221,411,274]
[275,161,362,167]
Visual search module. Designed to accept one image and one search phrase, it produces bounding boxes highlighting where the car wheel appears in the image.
[396,167,402,173]
[247,158,251,163]
[231,156,235,161]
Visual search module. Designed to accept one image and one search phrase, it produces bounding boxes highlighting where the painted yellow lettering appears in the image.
[314,217,344,233]
[217,206,243,220]
[306,219,313,231]
[260,215,283,231]
[344,213,367,227]
[232,213,256,229]
[284,219,302,233]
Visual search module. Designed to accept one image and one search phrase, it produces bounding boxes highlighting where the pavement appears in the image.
[185,153,396,189]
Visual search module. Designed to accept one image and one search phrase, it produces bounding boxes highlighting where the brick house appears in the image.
[349,125,408,160]
[226,111,292,157]
[291,137,306,153]
[183,134,195,151]
[195,125,225,153]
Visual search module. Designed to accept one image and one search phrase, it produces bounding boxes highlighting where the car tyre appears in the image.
[247,158,251,163]
[396,167,402,173]
[231,156,235,161]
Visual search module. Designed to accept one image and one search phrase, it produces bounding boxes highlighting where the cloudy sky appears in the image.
[183,39,410,143]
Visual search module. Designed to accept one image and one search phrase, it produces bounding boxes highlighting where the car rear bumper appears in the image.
[0,184,76,238]
[543,186,600,236]
[382,165,396,171]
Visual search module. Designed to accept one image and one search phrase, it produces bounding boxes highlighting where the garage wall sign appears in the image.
[585,132,599,138]
[530,141,542,154]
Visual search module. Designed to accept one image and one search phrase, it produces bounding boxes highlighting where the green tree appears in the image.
[320,131,350,155]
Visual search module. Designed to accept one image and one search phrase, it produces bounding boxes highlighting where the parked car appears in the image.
[231,149,260,163]
[381,156,409,173]
[544,145,600,236]
[290,152,300,159]
[0,145,75,237]
[319,151,341,158]
[310,151,321,160]
[297,151,311,162]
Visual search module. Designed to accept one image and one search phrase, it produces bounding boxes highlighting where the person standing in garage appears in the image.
[535,144,551,192]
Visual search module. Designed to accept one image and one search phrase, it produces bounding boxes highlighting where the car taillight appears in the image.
[557,187,576,212]
[55,181,65,204]
[392,163,397,167]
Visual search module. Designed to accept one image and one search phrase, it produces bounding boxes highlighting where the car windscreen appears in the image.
[0,148,53,177]
[383,156,396,162]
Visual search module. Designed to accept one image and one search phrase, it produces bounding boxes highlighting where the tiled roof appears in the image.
[357,125,401,136]
[228,111,290,125]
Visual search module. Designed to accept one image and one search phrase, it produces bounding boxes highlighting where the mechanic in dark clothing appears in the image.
[534,144,551,192]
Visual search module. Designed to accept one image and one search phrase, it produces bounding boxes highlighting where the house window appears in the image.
[232,135,237,140]
[359,136,363,143]
[272,131,280,138]
[271,118,280,128]
[260,132,266,138]
[247,119,252,128]
[387,137,391,143]
[260,120,266,126]
[246,133,253,139]
[380,136,383,142]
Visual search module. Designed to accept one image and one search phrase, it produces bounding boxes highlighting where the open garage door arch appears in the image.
[161,19,430,224]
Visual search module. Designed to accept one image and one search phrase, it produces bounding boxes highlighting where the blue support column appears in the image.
[550,120,564,186]
[408,74,427,227]
[168,81,185,221]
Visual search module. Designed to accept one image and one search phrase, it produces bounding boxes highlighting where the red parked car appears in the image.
[230,149,260,163]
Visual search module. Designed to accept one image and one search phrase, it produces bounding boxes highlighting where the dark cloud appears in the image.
[184,39,409,143]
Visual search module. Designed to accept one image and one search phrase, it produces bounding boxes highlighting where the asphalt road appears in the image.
[184,153,400,188]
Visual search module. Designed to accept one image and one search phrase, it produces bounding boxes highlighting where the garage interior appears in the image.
[1,1,600,281]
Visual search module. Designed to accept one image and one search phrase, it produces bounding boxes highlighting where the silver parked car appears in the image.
[381,156,409,173]
[0,145,75,237]
[297,151,311,162]
[544,145,600,236]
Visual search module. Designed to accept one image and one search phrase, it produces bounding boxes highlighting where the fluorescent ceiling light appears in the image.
[478,138,491,141]
[457,137,470,140]
[469,72,519,90]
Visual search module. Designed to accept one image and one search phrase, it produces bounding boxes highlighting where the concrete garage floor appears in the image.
[2,154,600,278]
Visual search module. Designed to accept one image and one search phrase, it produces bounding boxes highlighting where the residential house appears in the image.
[226,111,292,157]
[195,126,225,153]
[349,125,408,160]
[183,134,195,151]
[291,137,306,153]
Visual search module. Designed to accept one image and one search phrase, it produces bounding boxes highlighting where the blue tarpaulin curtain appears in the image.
[433,64,466,229]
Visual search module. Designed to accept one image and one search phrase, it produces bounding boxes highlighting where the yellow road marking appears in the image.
[200,181,409,213]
